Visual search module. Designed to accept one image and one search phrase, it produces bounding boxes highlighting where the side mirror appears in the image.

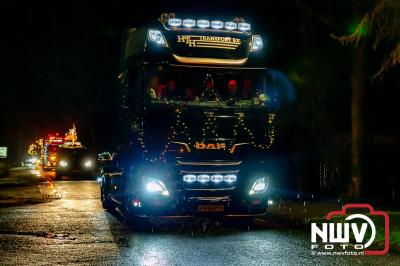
[102,166,122,176]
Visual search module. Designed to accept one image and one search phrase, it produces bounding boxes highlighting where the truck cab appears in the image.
[42,134,64,171]
[55,143,96,179]
[101,14,291,221]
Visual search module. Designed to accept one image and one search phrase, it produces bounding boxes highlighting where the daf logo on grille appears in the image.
[195,142,226,150]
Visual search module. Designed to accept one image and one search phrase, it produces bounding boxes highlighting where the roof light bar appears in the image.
[166,17,251,32]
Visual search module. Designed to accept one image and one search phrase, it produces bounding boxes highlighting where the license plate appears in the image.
[198,205,224,212]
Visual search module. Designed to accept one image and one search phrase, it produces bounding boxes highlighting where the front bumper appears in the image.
[122,158,271,218]
[56,167,95,177]
[124,191,268,218]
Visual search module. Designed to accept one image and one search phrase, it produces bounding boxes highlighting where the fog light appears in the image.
[183,174,196,183]
[249,178,268,195]
[197,174,210,183]
[132,199,141,207]
[211,174,223,183]
[146,180,169,196]
[224,174,237,183]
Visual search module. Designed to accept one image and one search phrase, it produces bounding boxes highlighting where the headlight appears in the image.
[250,35,263,52]
[147,29,167,46]
[84,160,92,168]
[249,178,268,195]
[59,160,68,167]
[146,179,169,196]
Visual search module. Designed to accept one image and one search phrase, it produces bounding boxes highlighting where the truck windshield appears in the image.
[46,145,59,153]
[146,66,273,108]
[58,148,87,158]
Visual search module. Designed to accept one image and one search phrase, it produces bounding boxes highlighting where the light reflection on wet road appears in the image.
[0,175,399,265]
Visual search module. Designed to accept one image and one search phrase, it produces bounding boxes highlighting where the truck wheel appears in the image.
[101,180,114,211]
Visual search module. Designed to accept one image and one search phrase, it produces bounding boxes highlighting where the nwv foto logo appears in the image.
[310,204,389,256]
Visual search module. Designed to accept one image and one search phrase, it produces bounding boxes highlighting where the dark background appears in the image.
[1,1,399,201]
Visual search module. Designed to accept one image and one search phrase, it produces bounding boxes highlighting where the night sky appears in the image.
[1,1,399,161]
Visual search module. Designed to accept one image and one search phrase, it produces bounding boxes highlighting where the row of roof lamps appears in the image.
[167,18,251,31]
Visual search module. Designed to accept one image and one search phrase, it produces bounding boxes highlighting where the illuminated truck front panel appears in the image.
[121,16,263,68]
[166,30,251,62]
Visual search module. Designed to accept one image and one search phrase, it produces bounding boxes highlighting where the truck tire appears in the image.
[101,179,114,211]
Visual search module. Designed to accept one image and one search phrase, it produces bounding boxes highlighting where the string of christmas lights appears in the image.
[230,112,255,146]
[255,112,276,149]
[137,103,277,161]
[201,112,219,142]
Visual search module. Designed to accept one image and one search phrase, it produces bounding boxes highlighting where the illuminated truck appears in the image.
[101,14,292,223]
[41,133,64,170]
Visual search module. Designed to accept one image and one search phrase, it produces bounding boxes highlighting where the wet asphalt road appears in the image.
[0,173,399,265]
